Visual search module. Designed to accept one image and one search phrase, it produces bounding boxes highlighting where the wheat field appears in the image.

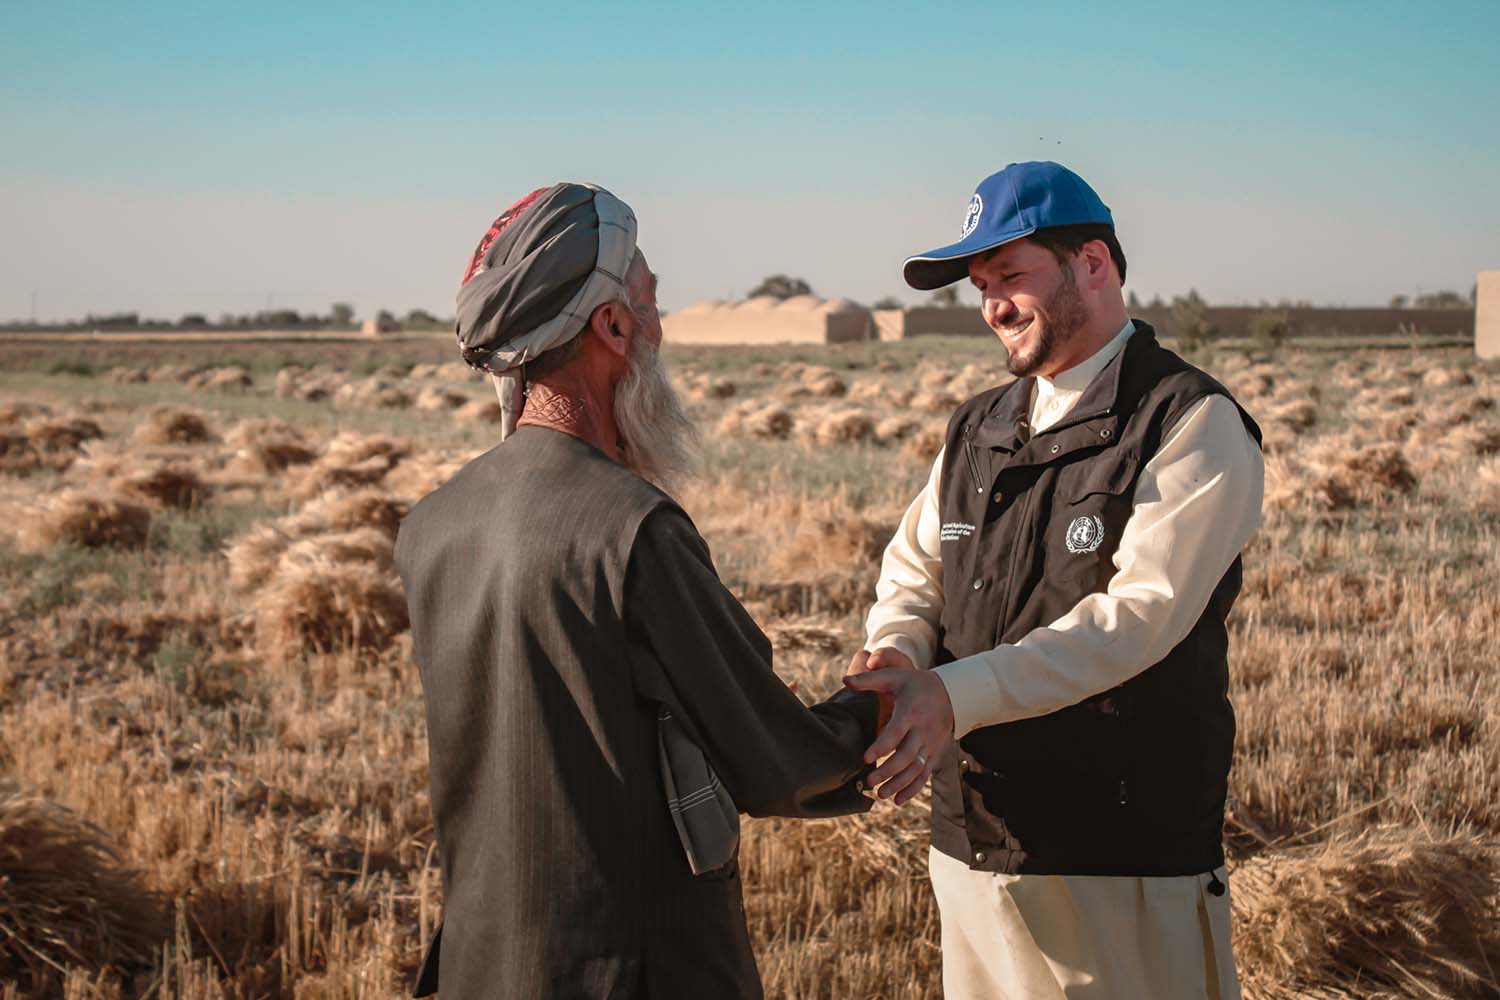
[1,334,1497,999]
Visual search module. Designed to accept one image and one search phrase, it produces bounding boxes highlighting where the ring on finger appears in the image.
[915,751,928,768]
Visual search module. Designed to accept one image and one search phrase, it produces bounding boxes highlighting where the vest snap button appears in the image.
[1050,444,1060,454]
[971,579,985,591]
[959,758,971,771]
[991,492,1003,504]
[974,850,987,864]
[1101,428,1112,439]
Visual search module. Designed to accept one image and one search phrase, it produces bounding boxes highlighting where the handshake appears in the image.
[841,647,956,807]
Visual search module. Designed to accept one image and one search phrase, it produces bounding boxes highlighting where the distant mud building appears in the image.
[663,296,877,345]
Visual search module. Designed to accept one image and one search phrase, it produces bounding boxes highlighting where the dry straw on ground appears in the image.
[3,337,1500,998]
[0,783,169,994]
[1232,828,1500,999]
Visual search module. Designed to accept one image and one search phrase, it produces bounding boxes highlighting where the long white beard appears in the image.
[614,338,699,493]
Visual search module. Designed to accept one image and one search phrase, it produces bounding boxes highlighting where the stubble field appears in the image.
[1,333,1498,999]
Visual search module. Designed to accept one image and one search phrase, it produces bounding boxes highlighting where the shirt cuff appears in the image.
[934,653,1006,738]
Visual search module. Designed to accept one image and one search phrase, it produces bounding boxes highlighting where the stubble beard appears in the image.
[1004,264,1091,378]
[614,336,700,494]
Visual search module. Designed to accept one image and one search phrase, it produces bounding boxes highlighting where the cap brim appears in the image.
[901,226,1036,291]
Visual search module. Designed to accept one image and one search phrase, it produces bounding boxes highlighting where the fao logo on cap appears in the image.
[960,193,983,238]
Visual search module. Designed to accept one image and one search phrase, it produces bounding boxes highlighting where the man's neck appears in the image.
[1039,302,1131,380]
[516,373,622,461]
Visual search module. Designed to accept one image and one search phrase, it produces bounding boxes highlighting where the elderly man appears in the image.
[845,161,1264,999]
[395,182,880,999]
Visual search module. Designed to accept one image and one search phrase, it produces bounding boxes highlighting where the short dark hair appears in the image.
[1027,224,1127,285]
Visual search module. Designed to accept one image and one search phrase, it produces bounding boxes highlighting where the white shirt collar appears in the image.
[1040,319,1136,395]
[1030,320,1136,430]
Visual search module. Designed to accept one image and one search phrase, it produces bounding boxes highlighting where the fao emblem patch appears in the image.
[1065,515,1106,554]
[961,193,983,237]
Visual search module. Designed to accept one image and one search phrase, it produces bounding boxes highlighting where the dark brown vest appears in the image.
[929,322,1261,876]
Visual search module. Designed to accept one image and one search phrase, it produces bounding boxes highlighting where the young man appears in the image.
[846,162,1263,999]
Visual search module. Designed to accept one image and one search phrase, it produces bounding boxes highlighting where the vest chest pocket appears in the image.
[1050,450,1140,588]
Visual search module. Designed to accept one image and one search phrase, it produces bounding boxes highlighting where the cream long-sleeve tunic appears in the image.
[864,322,1261,1000]
[865,321,1265,737]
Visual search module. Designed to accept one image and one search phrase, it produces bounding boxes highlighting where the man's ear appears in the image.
[586,302,631,358]
[1078,240,1113,290]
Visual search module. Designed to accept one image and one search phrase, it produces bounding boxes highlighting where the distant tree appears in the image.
[330,302,356,327]
[1249,309,1291,356]
[1126,290,1143,311]
[178,313,208,327]
[1147,294,1165,310]
[1413,289,1467,309]
[871,296,905,310]
[1388,294,1409,309]
[1169,290,1216,354]
[404,308,440,327]
[929,286,961,307]
[1472,283,1478,306]
[747,274,813,299]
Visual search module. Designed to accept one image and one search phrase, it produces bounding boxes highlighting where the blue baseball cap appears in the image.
[903,161,1114,290]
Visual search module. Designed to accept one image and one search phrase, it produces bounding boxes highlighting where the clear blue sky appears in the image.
[2,1,1497,322]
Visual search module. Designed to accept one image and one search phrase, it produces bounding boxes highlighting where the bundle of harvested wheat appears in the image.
[134,405,212,445]
[20,490,151,550]
[414,385,468,411]
[333,378,411,410]
[455,397,502,423]
[287,433,410,500]
[796,407,875,447]
[0,433,41,475]
[103,365,149,383]
[873,416,923,444]
[223,419,318,476]
[116,463,208,510]
[23,416,103,455]
[1231,829,1500,1000]
[901,425,946,463]
[254,554,408,657]
[278,527,395,575]
[186,365,253,391]
[292,487,408,537]
[764,622,847,654]
[788,366,847,399]
[383,454,467,502]
[718,402,794,440]
[226,522,295,590]
[0,783,169,993]
[1421,366,1475,388]
[909,389,959,415]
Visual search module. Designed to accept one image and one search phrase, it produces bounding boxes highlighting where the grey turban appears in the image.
[455,182,638,439]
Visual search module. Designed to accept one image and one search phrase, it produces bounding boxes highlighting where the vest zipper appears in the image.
[963,425,984,494]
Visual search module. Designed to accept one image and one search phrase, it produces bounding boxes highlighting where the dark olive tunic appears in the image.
[394,425,876,999]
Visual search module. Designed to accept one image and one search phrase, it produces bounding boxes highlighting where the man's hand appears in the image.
[847,646,916,674]
[847,647,916,731]
[842,667,954,805]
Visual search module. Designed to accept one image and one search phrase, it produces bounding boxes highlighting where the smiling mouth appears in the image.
[998,316,1034,340]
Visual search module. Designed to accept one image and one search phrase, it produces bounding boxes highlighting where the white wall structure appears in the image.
[662,295,876,345]
[1478,271,1500,360]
